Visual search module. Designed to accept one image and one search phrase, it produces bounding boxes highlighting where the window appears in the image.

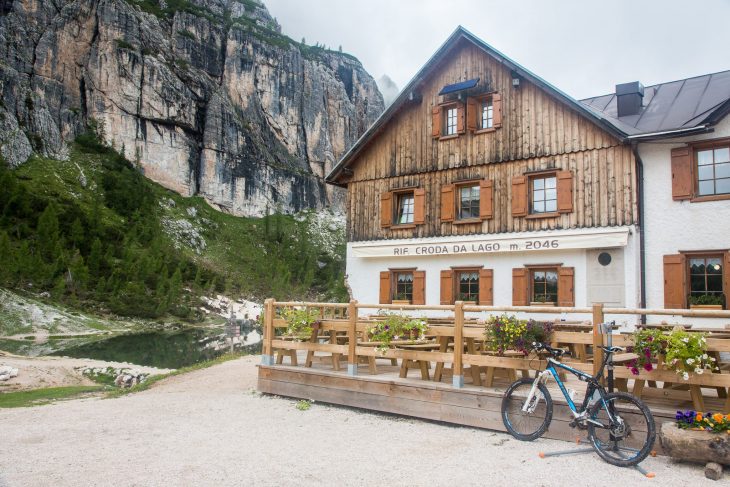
[457,270,479,301]
[689,256,724,302]
[457,184,480,220]
[395,192,414,225]
[445,107,458,135]
[481,98,493,129]
[531,269,558,303]
[697,146,730,196]
[394,272,414,301]
[530,175,557,214]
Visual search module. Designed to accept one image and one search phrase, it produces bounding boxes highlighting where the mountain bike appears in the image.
[501,342,656,467]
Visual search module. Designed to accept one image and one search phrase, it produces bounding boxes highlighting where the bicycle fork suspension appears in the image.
[521,370,551,413]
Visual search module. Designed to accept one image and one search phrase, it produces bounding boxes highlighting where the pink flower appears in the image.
[630,367,639,375]
[643,363,653,372]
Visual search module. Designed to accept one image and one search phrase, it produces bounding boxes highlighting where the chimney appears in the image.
[615,81,644,117]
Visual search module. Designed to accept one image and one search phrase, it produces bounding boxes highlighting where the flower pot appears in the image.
[660,422,730,466]
[392,300,411,305]
[689,304,723,310]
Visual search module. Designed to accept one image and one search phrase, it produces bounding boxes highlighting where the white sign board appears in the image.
[351,228,630,258]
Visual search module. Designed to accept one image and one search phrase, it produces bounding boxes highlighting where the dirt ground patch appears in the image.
[0,356,719,486]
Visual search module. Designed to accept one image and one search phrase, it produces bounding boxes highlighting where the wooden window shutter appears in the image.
[663,254,686,309]
[479,179,494,219]
[492,93,503,128]
[671,147,692,200]
[379,271,391,304]
[412,270,426,305]
[466,97,477,132]
[557,267,575,307]
[512,268,528,306]
[380,191,393,228]
[557,171,574,213]
[511,176,528,217]
[457,103,466,134]
[431,106,441,138]
[440,184,455,222]
[440,270,454,305]
[413,188,426,225]
[479,269,493,306]
[724,252,730,310]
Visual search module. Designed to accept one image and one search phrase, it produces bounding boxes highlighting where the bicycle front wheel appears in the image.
[501,378,553,441]
[587,392,656,467]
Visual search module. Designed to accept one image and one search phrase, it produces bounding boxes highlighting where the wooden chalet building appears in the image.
[326,27,730,322]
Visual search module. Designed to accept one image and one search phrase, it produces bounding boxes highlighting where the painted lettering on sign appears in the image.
[390,239,560,256]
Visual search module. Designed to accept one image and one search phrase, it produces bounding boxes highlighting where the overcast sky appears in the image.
[265,0,730,100]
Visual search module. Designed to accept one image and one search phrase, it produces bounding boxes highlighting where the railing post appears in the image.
[592,303,604,376]
[347,300,358,376]
[261,298,275,365]
[453,301,464,388]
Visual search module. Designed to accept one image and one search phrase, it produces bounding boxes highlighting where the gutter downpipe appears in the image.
[632,142,647,324]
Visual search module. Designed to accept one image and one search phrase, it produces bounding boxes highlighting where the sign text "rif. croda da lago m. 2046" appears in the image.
[350,228,631,258]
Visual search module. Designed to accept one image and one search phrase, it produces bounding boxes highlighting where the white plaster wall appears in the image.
[639,115,730,327]
[346,229,640,328]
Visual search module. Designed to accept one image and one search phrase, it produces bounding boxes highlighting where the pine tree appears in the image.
[167,266,183,306]
[0,231,12,283]
[87,238,103,278]
[68,251,89,298]
[36,202,60,261]
[70,218,84,249]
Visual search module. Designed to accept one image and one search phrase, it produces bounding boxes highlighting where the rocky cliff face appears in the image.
[0,0,383,215]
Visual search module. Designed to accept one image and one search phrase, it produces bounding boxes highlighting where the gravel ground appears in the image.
[0,356,720,486]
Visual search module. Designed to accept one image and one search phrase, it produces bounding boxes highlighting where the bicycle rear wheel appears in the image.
[587,392,655,467]
[501,378,553,441]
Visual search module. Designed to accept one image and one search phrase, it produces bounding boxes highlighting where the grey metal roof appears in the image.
[580,70,730,137]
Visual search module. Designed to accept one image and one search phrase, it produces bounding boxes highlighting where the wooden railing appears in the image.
[260,300,730,411]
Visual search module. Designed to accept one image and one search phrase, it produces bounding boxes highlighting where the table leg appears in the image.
[399,359,409,378]
[419,360,430,380]
[433,336,449,383]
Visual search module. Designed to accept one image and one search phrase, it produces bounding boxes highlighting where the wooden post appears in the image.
[592,303,604,376]
[347,300,358,376]
[453,301,464,388]
[261,298,275,365]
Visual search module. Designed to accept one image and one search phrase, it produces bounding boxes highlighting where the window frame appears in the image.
[438,101,462,140]
[390,268,416,303]
[452,267,481,303]
[392,189,416,228]
[529,267,559,305]
[475,95,496,133]
[686,253,725,307]
[528,171,559,217]
[690,138,730,203]
[455,180,481,222]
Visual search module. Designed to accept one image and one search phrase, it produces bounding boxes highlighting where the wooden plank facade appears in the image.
[339,39,637,242]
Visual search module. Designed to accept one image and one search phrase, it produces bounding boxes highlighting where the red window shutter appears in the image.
[457,103,466,134]
[671,147,692,200]
[663,254,686,309]
[557,267,575,307]
[479,179,494,219]
[380,191,392,228]
[557,171,574,213]
[431,106,441,137]
[466,97,477,132]
[492,93,503,128]
[440,184,455,222]
[412,270,426,305]
[413,188,426,225]
[512,268,528,306]
[724,252,730,310]
[511,176,527,217]
[479,268,493,305]
[379,271,391,304]
[440,270,454,305]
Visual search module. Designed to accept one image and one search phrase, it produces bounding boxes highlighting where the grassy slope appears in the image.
[0,385,106,408]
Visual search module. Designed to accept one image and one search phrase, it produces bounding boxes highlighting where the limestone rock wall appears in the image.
[0,0,383,215]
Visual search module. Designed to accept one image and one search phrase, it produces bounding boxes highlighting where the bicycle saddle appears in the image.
[600,346,625,354]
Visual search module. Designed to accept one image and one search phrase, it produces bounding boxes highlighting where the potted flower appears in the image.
[392,293,411,305]
[530,295,555,306]
[281,307,321,342]
[626,328,718,380]
[688,294,725,310]
[368,312,428,355]
[483,314,553,356]
[456,292,477,305]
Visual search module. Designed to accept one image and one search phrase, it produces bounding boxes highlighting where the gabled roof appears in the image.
[326,26,628,186]
[580,70,730,139]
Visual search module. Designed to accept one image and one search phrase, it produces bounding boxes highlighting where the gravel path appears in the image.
[0,356,719,486]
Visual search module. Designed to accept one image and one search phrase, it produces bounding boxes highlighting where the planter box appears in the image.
[690,304,724,310]
[660,422,730,466]
[530,302,555,306]
[392,300,411,305]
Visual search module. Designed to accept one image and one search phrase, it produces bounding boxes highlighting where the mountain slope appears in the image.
[0,0,383,216]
